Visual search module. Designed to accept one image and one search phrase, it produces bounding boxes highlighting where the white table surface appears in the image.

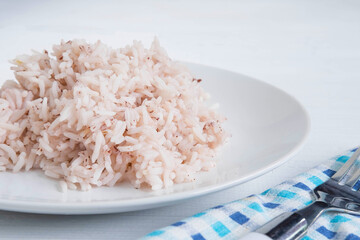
[0,0,360,239]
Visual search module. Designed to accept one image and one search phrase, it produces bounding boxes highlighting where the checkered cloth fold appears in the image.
[142,148,360,240]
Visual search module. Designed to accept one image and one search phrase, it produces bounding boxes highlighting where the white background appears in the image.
[0,0,360,239]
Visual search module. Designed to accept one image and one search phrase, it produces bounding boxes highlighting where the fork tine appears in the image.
[332,147,360,182]
[346,168,360,190]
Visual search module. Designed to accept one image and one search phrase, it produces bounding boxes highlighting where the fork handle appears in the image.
[238,212,306,240]
[239,201,328,240]
[255,212,307,239]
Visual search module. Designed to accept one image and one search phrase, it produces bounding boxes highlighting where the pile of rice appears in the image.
[0,39,227,191]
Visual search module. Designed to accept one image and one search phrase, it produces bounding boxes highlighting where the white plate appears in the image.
[0,62,310,214]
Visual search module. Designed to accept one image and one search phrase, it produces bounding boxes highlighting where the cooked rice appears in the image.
[0,39,227,191]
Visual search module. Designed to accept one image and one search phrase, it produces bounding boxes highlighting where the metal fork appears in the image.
[240,147,360,240]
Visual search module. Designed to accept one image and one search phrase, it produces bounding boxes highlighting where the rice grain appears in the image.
[0,39,227,191]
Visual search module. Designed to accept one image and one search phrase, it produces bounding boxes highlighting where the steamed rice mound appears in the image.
[0,39,226,191]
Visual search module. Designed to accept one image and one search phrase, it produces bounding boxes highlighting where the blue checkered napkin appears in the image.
[142,148,360,240]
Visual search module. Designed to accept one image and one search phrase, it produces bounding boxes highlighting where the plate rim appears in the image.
[0,62,311,214]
